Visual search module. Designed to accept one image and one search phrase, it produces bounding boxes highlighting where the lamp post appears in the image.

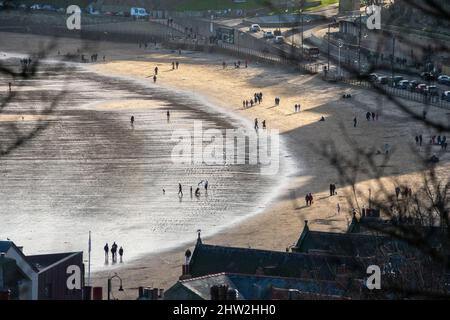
[299,9,304,61]
[107,273,124,300]
[338,40,343,78]
[391,35,396,80]
[327,23,331,72]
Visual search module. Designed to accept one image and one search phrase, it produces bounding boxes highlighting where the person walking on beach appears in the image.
[254,118,259,130]
[336,203,341,215]
[395,186,401,199]
[178,183,183,196]
[204,180,208,191]
[262,120,266,130]
[153,75,157,83]
[167,110,170,122]
[130,116,135,126]
[305,194,310,206]
[353,116,357,127]
[111,242,118,262]
[104,243,109,262]
[119,247,124,263]
[172,61,175,70]
[154,66,159,75]
[176,61,179,69]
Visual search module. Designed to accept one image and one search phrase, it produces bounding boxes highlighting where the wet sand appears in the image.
[1,32,449,299]
[0,57,289,273]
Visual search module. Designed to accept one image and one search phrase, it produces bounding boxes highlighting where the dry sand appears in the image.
[1,32,449,299]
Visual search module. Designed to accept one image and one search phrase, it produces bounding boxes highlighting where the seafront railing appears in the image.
[341,79,450,110]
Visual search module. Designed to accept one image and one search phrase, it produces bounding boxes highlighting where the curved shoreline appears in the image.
[84,64,300,270]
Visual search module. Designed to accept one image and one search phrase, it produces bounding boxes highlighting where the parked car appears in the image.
[438,75,450,85]
[30,4,42,10]
[425,85,439,96]
[442,91,450,102]
[368,73,379,82]
[263,31,274,39]
[416,83,427,94]
[376,76,388,85]
[42,4,56,11]
[249,24,261,32]
[130,7,148,18]
[274,36,285,44]
[389,76,404,87]
[397,80,410,89]
[408,80,419,91]
[420,72,437,82]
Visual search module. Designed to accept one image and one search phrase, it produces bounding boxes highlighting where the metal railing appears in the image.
[341,79,450,110]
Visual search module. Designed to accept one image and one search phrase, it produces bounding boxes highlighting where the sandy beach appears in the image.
[1,32,449,299]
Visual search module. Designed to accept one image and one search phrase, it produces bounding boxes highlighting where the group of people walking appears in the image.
[430,135,448,150]
[395,186,413,200]
[254,118,266,130]
[243,92,263,109]
[305,193,314,206]
[171,61,180,70]
[176,181,209,197]
[365,111,379,121]
[223,60,247,69]
[329,184,337,196]
[104,242,124,263]
[414,135,448,150]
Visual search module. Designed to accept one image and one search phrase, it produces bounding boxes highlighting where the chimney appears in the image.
[153,288,160,300]
[92,287,103,300]
[180,264,191,280]
[226,289,237,300]
[218,285,228,300]
[210,285,219,300]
